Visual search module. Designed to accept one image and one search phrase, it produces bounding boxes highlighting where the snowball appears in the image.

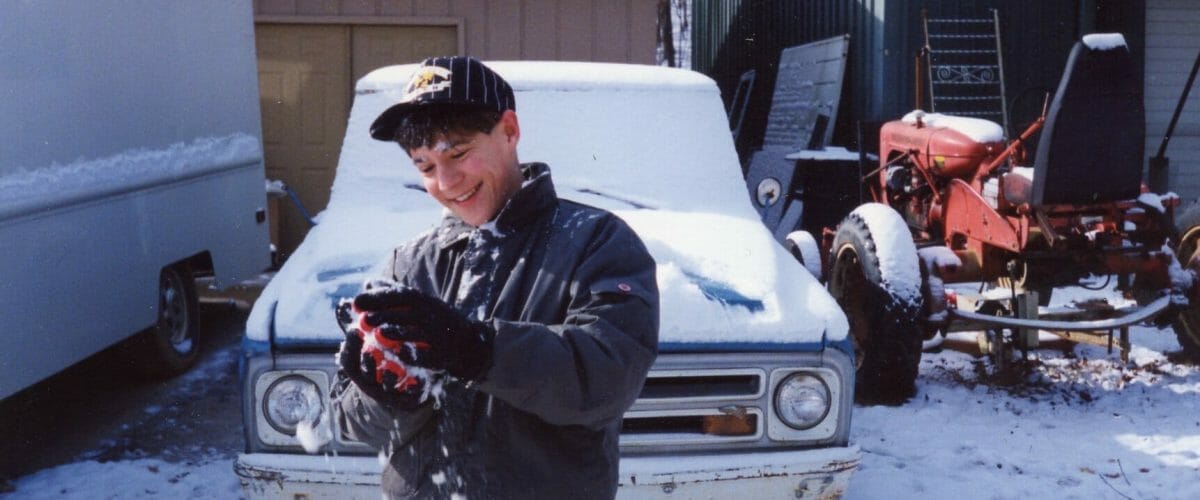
[295,420,331,454]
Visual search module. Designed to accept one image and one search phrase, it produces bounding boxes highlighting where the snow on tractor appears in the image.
[786,33,1200,404]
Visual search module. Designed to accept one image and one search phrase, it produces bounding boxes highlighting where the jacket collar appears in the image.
[436,163,557,248]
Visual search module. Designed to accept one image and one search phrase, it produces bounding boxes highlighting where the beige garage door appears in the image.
[255,24,456,259]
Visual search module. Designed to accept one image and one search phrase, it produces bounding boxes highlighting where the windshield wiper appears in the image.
[576,188,655,210]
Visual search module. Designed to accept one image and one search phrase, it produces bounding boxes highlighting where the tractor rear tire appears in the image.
[828,204,924,404]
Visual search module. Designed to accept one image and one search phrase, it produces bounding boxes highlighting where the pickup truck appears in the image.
[236,61,859,498]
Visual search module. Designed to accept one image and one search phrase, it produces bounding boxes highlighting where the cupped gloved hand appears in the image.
[335,299,430,410]
[354,286,495,382]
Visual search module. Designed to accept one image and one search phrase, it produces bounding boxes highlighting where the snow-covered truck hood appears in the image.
[246,61,847,350]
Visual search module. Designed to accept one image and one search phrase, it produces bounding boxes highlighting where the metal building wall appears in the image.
[1145,0,1200,201]
[693,0,1141,158]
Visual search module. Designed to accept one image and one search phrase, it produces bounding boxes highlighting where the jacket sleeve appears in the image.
[331,372,434,450]
[475,217,659,430]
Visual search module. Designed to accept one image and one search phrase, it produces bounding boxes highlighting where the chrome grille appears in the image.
[637,368,764,402]
[619,352,852,452]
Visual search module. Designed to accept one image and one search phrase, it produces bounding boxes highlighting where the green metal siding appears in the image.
[693,0,1143,158]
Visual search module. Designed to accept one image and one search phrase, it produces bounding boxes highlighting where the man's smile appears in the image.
[450,183,482,203]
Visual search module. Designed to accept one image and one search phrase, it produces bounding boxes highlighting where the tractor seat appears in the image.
[1029,33,1144,206]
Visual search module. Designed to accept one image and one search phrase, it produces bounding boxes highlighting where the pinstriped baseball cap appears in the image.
[370,56,516,141]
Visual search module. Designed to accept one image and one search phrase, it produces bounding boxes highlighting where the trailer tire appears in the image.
[828,204,923,404]
[137,264,201,376]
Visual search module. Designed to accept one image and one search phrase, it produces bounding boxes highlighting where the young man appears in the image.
[332,56,659,499]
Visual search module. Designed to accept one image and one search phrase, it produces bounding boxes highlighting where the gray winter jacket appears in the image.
[333,163,659,499]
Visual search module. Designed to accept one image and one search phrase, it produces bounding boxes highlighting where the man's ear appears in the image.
[500,110,520,146]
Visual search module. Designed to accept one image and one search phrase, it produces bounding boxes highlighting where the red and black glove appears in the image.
[335,299,429,410]
[354,286,495,382]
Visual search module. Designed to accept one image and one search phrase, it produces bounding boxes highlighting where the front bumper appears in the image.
[618,446,860,498]
[236,453,380,500]
[235,445,860,499]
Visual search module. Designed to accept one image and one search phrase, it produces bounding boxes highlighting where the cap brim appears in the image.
[369,102,417,141]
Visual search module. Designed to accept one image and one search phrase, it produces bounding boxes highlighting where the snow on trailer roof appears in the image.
[357,61,718,94]
[0,134,260,221]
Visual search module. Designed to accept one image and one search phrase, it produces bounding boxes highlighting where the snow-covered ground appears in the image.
[0,295,251,499]
[2,365,242,499]
[5,285,1200,499]
[850,285,1200,499]
[6,459,240,499]
[849,328,1200,499]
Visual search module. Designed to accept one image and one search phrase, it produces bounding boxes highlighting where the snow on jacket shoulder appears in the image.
[334,163,659,499]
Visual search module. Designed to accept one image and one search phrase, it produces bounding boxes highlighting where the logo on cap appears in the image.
[403,66,453,102]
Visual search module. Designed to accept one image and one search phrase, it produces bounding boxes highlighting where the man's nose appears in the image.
[436,161,462,191]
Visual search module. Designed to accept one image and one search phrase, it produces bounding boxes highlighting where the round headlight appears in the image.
[774,373,831,430]
[264,375,323,435]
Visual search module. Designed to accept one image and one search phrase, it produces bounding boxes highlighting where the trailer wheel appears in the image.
[828,204,924,404]
[137,264,201,376]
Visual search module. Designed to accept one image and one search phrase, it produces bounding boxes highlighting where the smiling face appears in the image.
[408,110,523,227]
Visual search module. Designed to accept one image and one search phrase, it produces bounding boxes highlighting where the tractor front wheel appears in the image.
[828,204,924,404]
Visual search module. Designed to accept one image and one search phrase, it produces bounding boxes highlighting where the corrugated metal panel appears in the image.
[693,0,910,158]
[1146,0,1200,201]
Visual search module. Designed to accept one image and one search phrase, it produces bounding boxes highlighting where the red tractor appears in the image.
[787,34,1200,404]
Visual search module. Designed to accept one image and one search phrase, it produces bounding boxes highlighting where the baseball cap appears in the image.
[369,56,516,141]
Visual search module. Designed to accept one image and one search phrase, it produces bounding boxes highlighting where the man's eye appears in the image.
[450,148,468,159]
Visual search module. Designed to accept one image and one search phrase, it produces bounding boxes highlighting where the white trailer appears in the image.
[0,0,270,399]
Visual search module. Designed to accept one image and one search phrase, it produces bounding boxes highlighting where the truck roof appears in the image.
[358,61,718,94]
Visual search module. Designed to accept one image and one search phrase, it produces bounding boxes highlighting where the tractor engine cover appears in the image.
[879,111,1005,179]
